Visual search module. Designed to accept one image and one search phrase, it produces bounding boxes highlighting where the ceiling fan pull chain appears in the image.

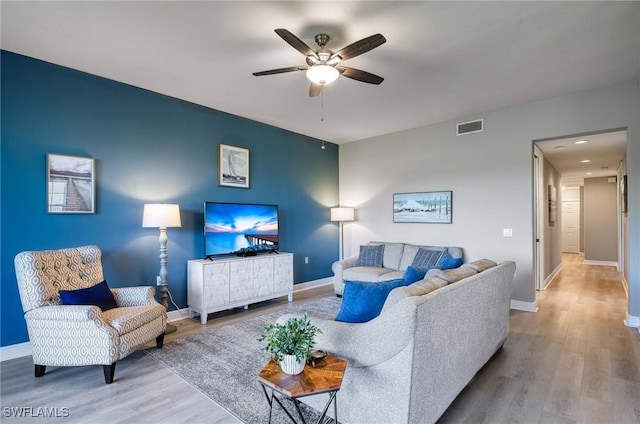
[321,90,326,149]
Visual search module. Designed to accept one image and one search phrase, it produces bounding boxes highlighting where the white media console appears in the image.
[187,253,293,324]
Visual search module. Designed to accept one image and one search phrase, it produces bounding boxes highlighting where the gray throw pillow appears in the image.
[357,244,384,267]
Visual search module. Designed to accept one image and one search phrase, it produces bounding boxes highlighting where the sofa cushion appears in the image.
[436,251,463,270]
[426,266,478,284]
[463,259,497,272]
[336,278,409,323]
[405,276,449,296]
[370,242,404,270]
[412,247,445,271]
[59,280,118,311]
[343,267,398,282]
[357,245,384,267]
[398,245,447,270]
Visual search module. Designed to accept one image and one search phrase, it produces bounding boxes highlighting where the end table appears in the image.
[258,354,347,424]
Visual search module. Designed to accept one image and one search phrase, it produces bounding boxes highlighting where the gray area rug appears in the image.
[145,296,342,424]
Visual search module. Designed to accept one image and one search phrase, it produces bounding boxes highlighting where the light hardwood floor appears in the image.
[2,255,639,423]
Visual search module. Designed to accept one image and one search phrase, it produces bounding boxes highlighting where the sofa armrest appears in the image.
[276,302,417,368]
[112,286,157,307]
[331,255,359,295]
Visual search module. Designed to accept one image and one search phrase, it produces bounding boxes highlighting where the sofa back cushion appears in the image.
[369,242,405,270]
[398,245,446,270]
[426,266,478,284]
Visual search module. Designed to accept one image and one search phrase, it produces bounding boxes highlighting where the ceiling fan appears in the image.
[253,29,386,97]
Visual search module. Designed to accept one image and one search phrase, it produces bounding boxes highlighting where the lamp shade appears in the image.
[142,204,182,228]
[330,207,355,222]
[306,65,339,85]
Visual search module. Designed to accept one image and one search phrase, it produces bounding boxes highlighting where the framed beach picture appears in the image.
[219,144,249,188]
[393,191,452,223]
[47,153,95,213]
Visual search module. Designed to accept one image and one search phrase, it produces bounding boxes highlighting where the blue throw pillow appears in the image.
[404,265,428,284]
[59,280,118,311]
[436,251,463,270]
[356,244,384,268]
[412,248,444,270]
[335,278,408,323]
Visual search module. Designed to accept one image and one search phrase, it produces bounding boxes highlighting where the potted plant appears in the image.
[258,313,322,375]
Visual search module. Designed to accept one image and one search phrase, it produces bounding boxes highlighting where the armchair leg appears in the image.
[34,364,46,377]
[156,332,165,349]
[103,363,116,384]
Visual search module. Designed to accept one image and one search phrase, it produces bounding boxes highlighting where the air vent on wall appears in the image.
[456,119,483,136]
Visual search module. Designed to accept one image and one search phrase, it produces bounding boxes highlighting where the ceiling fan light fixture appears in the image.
[306,65,339,85]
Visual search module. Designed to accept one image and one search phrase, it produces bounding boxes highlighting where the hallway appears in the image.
[440,253,640,423]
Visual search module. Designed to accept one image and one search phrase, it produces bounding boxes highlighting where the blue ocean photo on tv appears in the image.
[204,202,279,257]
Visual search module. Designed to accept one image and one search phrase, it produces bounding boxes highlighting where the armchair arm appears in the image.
[276,300,417,368]
[26,304,104,322]
[331,255,359,295]
[112,286,157,307]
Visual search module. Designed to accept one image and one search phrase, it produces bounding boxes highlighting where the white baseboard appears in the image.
[293,277,334,293]
[510,299,538,313]
[625,312,640,328]
[583,260,618,267]
[167,308,190,322]
[0,341,32,362]
[542,263,563,290]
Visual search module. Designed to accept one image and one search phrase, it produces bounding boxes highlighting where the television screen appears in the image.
[204,202,279,258]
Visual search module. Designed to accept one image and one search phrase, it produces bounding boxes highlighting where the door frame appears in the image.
[533,145,545,291]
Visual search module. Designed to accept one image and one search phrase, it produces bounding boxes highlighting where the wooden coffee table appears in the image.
[258,354,347,424]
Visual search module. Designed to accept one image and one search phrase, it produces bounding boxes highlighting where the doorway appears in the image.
[533,129,627,293]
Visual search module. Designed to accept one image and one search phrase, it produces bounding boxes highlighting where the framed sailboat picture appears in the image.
[219,144,249,188]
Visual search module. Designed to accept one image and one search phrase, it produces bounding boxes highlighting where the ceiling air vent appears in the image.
[456,119,483,136]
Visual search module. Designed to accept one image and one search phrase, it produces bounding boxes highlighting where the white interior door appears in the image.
[562,201,580,253]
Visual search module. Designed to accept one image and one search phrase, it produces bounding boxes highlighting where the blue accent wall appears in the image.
[1,51,340,347]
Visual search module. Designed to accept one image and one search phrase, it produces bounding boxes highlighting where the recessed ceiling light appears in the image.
[554,145,566,150]
[575,140,589,144]
[586,172,593,175]
[581,159,591,163]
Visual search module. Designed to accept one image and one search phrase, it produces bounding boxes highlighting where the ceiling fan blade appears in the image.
[274,29,318,59]
[253,66,306,76]
[309,83,322,97]
[332,34,386,61]
[338,67,384,85]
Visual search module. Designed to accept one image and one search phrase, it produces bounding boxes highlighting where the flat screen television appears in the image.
[204,202,279,258]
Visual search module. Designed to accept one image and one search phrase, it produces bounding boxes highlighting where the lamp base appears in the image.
[165,322,177,335]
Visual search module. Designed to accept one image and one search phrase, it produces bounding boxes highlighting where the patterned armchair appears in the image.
[14,245,167,384]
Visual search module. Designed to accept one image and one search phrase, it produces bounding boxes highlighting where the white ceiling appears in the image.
[1,1,638,145]
[537,130,627,187]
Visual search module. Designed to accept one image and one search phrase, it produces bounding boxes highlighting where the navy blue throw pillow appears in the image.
[404,265,428,284]
[59,280,118,311]
[356,244,384,268]
[412,248,444,271]
[436,251,463,270]
[336,278,408,323]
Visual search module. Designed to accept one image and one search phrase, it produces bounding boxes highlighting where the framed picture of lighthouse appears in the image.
[393,191,452,223]
[219,144,250,188]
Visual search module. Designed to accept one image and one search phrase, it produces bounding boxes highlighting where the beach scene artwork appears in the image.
[393,191,452,223]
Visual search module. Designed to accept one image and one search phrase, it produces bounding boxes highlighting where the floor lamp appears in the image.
[143,203,181,334]
[331,207,355,260]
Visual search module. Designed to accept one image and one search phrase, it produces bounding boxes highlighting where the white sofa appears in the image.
[332,241,464,295]
[279,259,516,424]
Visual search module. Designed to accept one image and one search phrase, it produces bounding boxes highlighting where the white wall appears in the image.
[339,80,640,318]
